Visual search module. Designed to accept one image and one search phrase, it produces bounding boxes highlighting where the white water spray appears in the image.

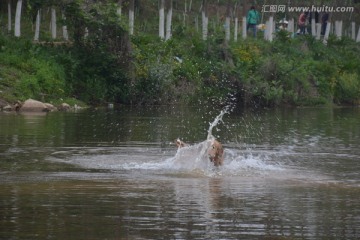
[49,106,287,177]
[207,109,228,141]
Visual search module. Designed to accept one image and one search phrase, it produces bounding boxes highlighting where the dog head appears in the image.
[175,138,186,148]
[208,140,224,166]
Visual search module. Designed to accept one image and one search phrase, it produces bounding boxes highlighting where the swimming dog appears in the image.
[175,138,224,166]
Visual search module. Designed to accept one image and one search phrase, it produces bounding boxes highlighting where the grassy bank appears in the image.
[0,36,84,106]
[0,30,359,108]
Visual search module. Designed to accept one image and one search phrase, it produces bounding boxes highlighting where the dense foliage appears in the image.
[0,2,360,107]
[0,37,66,103]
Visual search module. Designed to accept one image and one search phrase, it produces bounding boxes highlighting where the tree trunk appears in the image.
[14,0,22,37]
[335,20,342,39]
[311,18,316,36]
[159,0,165,39]
[233,2,238,42]
[323,13,332,44]
[264,19,268,40]
[8,0,11,32]
[195,15,199,32]
[268,16,274,42]
[351,22,355,40]
[183,0,187,27]
[202,0,208,40]
[234,17,238,42]
[315,23,321,40]
[51,7,57,39]
[117,0,123,17]
[225,17,231,41]
[165,0,173,40]
[225,0,231,42]
[242,0,249,39]
[242,16,247,39]
[62,11,69,41]
[34,10,41,41]
[129,0,134,35]
[287,18,294,34]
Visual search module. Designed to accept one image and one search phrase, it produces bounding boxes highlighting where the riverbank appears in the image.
[0,32,359,108]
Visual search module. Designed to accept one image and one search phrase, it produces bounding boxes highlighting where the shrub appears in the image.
[335,72,360,104]
[0,36,66,102]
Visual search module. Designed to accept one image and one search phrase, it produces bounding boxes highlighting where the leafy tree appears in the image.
[61,1,132,104]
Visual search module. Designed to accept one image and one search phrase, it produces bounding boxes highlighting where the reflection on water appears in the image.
[0,106,360,239]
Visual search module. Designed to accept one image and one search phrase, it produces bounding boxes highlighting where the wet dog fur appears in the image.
[175,138,224,166]
[207,139,224,167]
[175,138,188,148]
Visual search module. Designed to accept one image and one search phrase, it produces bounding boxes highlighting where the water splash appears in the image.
[207,108,228,141]
[167,141,213,171]
[48,107,286,177]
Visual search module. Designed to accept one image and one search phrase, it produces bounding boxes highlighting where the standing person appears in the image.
[321,12,329,35]
[298,12,307,35]
[247,6,260,37]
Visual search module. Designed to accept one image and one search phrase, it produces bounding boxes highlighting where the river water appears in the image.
[0,106,359,239]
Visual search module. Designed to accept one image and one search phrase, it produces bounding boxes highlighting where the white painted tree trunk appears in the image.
[311,18,316,36]
[8,0,11,32]
[273,17,276,33]
[129,12,134,35]
[195,16,199,32]
[334,21,339,38]
[268,16,274,42]
[264,20,269,40]
[62,12,69,41]
[165,1,173,40]
[117,7,122,17]
[234,17,238,42]
[335,20,342,39]
[224,1,231,42]
[201,1,208,40]
[323,22,331,44]
[51,7,57,39]
[287,18,294,37]
[34,10,41,41]
[14,0,22,37]
[183,1,187,27]
[129,0,134,35]
[356,26,360,42]
[242,16,247,39]
[225,17,231,41]
[351,22,355,40]
[159,0,165,39]
[339,21,343,38]
[316,23,321,40]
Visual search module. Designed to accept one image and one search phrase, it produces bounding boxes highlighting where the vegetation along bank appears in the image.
[0,1,359,109]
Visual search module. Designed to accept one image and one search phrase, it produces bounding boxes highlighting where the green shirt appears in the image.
[247,10,260,25]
